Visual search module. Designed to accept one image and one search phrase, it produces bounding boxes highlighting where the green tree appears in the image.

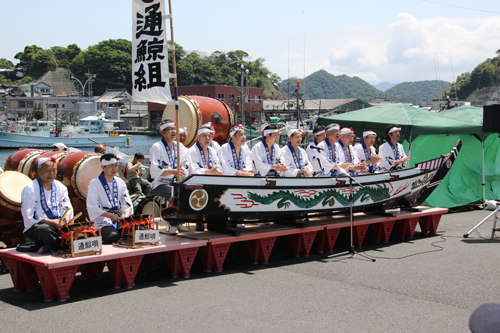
[70,39,132,95]
[14,45,44,73]
[0,58,15,69]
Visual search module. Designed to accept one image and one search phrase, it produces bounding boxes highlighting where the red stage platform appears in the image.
[0,207,446,302]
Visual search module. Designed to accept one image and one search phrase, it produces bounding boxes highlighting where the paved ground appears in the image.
[0,209,498,332]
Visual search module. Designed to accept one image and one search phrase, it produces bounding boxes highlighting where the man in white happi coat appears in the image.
[281,129,313,177]
[188,125,224,176]
[336,127,368,175]
[306,125,326,164]
[21,157,74,253]
[87,153,133,243]
[250,124,288,177]
[378,124,411,172]
[203,122,221,153]
[218,124,254,176]
[353,130,382,174]
[149,118,190,234]
[310,123,347,177]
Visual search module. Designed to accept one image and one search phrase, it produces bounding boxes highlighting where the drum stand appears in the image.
[463,203,500,238]
[328,171,376,262]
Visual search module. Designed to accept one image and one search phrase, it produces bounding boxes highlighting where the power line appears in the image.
[421,0,500,14]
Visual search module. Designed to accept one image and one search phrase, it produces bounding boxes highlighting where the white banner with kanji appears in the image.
[132,0,172,104]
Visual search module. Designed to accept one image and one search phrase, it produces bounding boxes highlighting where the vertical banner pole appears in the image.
[167,0,180,183]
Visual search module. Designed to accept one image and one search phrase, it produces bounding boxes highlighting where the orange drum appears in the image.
[4,148,42,172]
[29,151,72,180]
[57,151,102,200]
[162,95,235,147]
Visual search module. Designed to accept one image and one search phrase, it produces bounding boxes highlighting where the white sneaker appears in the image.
[167,225,178,234]
[177,224,189,232]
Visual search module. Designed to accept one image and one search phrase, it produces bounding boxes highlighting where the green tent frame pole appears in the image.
[482,140,485,204]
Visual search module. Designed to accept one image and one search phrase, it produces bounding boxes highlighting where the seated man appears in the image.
[281,129,313,177]
[21,157,74,253]
[353,130,382,174]
[203,122,221,153]
[378,124,411,172]
[149,119,190,234]
[251,124,288,176]
[87,153,133,243]
[306,125,326,163]
[126,152,152,196]
[336,127,368,175]
[218,124,254,176]
[310,123,342,177]
[95,144,106,155]
[188,125,224,175]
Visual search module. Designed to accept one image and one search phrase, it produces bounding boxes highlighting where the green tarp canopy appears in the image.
[317,103,500,208]
[317,103,486,140]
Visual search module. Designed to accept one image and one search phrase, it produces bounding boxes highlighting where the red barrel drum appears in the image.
[57,151,102,200]
[162,95,235,148]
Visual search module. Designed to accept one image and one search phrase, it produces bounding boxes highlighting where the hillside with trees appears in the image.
[279,70,382,102]
[385,80,451,105]
[450,50,500,100]
[3,41,282,98]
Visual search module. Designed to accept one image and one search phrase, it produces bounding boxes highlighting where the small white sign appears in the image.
[73,237,102,254]
[134,230,160,243]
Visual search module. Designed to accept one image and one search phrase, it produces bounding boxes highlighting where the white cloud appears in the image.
[323,13,500,84]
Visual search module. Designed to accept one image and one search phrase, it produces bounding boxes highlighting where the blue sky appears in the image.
[2,0,499,85]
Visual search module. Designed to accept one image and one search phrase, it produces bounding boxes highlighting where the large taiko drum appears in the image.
[0,171,32,216]
[162,95,235,148]
[4,149,43,172]
[57,151,102,200]
[0,171,31,247]
[29,151,73,180]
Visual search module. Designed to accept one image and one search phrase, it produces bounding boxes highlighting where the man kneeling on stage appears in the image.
[21,157,74,254]
[87,153,133,243]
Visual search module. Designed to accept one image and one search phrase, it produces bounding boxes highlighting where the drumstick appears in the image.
[59,208,70,224]
[68,212,82,225]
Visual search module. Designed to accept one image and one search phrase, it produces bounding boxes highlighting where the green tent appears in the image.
[317,103,500,207]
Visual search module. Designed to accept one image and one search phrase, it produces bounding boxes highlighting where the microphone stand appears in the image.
[328,166,376,262]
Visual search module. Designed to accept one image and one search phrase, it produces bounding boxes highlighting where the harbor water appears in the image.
[0,135,160,168]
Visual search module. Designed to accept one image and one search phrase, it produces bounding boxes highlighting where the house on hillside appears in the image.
[20,82,53,97]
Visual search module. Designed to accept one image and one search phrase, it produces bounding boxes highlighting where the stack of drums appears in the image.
[57,151,102,200]
[162,95,234,148]
[28,150,73,180]
[0,171,32,247]
[4,149,46,175]
[56,151,102,218]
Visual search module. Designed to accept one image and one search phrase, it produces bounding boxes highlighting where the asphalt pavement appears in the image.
[0,209,498,332]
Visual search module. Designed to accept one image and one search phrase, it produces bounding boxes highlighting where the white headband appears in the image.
[179,127,187,134]
[389,127,401,134]
[260,123,270,132]
[198,127,214,136]
[263,129,279,136]
[315,130,325,135]
[340,128,354,135]
[101,158,119,166]
[287,129,303,138]
[363,131,377,137]
[326,124,340,132]
[160,122,175,131]
[230,124,244,137]
[37,157,56,167]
